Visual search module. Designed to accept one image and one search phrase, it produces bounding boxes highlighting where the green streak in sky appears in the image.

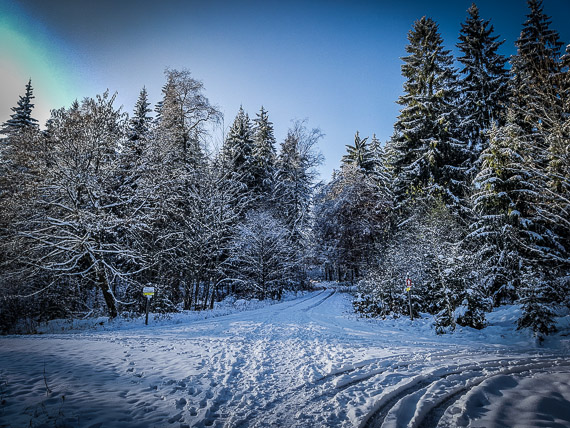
[0,0,78,125]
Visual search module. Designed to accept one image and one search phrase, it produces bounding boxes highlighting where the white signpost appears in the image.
[143,287,155,325]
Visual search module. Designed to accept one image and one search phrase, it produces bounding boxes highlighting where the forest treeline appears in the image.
[1,0,569,337]
[0,69,323,332]
[317,1,570,337]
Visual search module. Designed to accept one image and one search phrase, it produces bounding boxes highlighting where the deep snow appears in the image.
[0,286,569,427]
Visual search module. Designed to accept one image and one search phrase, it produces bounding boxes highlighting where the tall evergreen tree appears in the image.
[368,134,394,194]
[389,16,467,217]
[0,79,43,179]
[540,43,570,301]
[222,107,256,194]
[498,1,569,336]
[469,118,564,325]
[123,87,152,178]
[470,122,533,305]
[510,0,564,143]
[129,86,152,143]
[342,131,374,172]
[1,80,44,304]
[275,122,321,234]
[457,3,509,172]
[2,79,38,136]
[252,106,277,203]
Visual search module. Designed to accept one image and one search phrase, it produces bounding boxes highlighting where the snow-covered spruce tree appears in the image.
[341,131,374,173]
[1,79,39,136]
[119,87,153,190]
[0,80,45,330]
[457,3,509,175]
[144,69,221,310]
[526,43,570,321]
[367,135,396,224]
[0,79,42,201]
[420,201,486,333]
[130,87,152,140]
[470,122,531,305]
[128,87,152,151]
[225,210,294,300]
[275,120,323,232]
[107,87,156,313]
[499,1,569,335]
[20,92,147,319]
[544,44,570,269]
[274,120,323,287]
[548,44,570,199]
[389,16,468,220]
[469,118,565,333]
[0,79,41,238]
[368,134,392,185]
[510,0,564,146]
[252,106,277,208]
[221,107,256,207]
[517,267,558,338]
[535,42,570,254]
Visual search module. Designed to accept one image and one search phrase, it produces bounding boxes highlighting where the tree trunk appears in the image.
[192,276,200,310]
[184,281,192,310]
[209,279,216,310]
[202,278,210,309]
[96,269,117,318]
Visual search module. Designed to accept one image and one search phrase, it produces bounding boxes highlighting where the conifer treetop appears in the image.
[3,78,39,135]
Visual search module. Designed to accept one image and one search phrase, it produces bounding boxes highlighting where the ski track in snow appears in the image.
[0,288,569,428]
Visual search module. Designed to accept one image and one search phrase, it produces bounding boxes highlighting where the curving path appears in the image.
[0,288,568,427]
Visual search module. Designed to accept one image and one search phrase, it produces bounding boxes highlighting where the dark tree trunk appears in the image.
[183,281,192,310]
[97,269,117,318]
[209,279,216,310]
[202,278,210,309]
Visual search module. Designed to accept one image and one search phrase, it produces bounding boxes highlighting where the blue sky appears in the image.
[1,0,569,179]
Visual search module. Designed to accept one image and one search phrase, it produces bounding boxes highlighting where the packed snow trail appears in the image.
[0,288,569,427]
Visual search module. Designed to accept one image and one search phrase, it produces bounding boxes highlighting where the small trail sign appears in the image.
[406,278,412,292]
[143,286,155,325]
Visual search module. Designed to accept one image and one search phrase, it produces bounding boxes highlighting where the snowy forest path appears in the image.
[0,288,568,427]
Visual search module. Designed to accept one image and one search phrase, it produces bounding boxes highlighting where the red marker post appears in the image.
[406,276,413,320]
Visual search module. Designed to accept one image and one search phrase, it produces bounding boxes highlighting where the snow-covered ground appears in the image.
[1,286,569,428]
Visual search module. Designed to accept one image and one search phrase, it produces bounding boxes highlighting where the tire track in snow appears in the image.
[303,349,475,403]
[362,378,433,428]
[302,289,336,312]
[361,356,570,428]
[414,358,570,428]
[242,341,481,425]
